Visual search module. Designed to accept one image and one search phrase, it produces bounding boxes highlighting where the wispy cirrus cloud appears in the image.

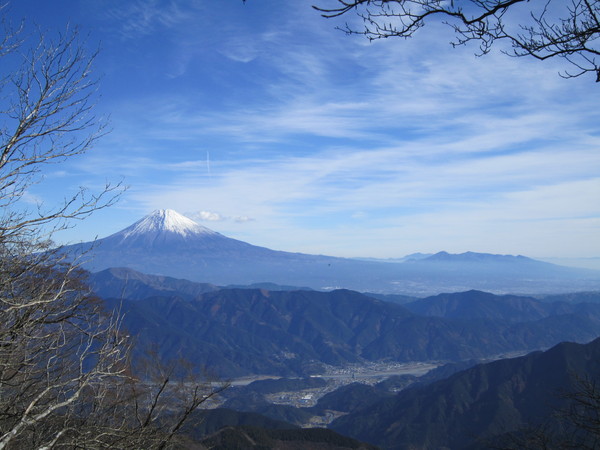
[103,0,197,38]
[189,210,255,223]
[27,0,598,258]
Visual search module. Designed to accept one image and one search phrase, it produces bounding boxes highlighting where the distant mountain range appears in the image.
[68,210,600,448]
[90,269,600,378]
[90,266,600,447]
[402,289,600,323]
[66,209,600,295]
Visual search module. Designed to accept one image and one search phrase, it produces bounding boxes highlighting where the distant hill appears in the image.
[420,251,535,263]
[404,290,548,322]
[330,337,600,449]
[101,286,600,377]
[402,289,600,323]
[87,267,220,301]
[87,267,315,300]
[61,209,600,295]
[540,291,600,304]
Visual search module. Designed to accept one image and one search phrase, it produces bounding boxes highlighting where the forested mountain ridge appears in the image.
[88,267,220,300]
[404,289,600,323]
[99,283,600,378]
[330,337,600,449]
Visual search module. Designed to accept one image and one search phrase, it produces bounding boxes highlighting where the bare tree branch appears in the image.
[313,0,600,81]
[0,14,226,449]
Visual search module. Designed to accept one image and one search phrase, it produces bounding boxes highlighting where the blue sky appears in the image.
[5,0,600,260]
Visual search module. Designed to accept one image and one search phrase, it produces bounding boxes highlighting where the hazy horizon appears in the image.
[64,208,600,271]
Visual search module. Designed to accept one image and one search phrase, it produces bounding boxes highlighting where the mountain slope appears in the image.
[404,290,548,322]
[87,267,220,301]
[402,289,600,324]
[197,425,378,450]
[68,210,388,292]
[63,210,600,295]
[101,287,600,377]
[76,209,286,260]
[330,338,600,449]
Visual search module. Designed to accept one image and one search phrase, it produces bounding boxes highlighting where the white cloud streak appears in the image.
[188,210,255,223]
[38,1,599,258]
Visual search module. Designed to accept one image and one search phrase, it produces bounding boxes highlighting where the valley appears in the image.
[226,361,439,406]
[229,361,437,387]
[75,211,600,447]
[4,1,598,446]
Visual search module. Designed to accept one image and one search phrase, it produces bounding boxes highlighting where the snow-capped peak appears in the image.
[121,209,218,238]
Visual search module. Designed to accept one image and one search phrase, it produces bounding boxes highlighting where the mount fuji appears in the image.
[66,209,372,289]
[63,209,600,295]
[88,209,267,255]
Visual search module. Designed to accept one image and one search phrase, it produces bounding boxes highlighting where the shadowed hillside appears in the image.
[330,338,600,449]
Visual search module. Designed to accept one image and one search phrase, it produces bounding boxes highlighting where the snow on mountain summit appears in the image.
[121,209,218,238]
[78,208,256,254]
[97,209,223,250]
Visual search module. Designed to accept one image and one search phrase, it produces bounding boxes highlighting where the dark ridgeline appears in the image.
[91,269,600,379]
[330,337,600,449]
